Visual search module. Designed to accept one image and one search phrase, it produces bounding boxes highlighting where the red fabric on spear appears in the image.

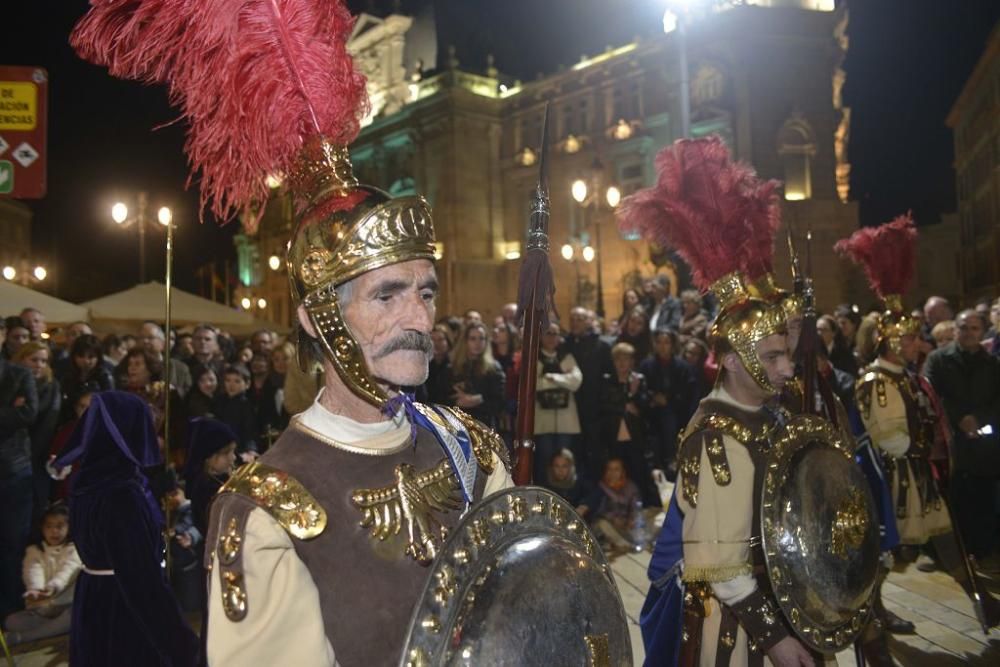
[71,0,369,229]
[616,136,781,291]
[833,213,917,299]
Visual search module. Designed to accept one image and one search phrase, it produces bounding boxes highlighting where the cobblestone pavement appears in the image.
[610,548,1000,666]
[7,550,1000,665]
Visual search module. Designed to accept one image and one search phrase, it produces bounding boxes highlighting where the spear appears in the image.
[513,104,556,486]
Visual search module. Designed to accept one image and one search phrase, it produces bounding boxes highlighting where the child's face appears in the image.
[206,443,237,476]
[603,461,625,485]
[198,370,218,396]
[74,352,98,373]
[164,488,186,510]
[42,515,69,547]
[550,455,572,482]
[223,373,247,397]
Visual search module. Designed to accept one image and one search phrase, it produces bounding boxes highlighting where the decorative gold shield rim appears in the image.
[398,487,631,667]
[761,414,878,654]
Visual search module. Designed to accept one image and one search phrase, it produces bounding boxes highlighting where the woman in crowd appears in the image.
[491,320,521,446]
[52,391,199,666]
[817,313,859,377]
[533,322,583,479]
[3,504,81,646]
[269,341,295,389]
[422,323,454,405]
[616,288,643,333]
[2,318,30,360]
[834,303,862,352]
[450,322,506,431]
[61,335,114,423]
[13,342,62,524]
[615,307,652,364]
[677,289,708,344]
[599,342,657,507]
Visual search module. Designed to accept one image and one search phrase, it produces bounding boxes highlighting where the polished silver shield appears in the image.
[761,414,880,654]
[399,487,632,667]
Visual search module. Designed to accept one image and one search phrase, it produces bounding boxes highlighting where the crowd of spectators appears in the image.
[3,278,1000,645]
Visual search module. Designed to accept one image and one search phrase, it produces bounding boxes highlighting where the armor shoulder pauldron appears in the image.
[435,405,511,475]
[677,418,740,506]
[218,462,327,540]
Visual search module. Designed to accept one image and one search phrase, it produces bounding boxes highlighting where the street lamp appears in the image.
[1,259,49,286]
[111,192,173,283]
[268,255,282,271]
[569,157,620,319]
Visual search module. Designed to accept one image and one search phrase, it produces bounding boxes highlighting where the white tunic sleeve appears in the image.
[207,508,336,667]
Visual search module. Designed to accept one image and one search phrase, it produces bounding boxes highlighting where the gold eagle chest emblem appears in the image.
[351,459,465,565]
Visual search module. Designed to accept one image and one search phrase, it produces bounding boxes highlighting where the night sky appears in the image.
[2,0,997,303]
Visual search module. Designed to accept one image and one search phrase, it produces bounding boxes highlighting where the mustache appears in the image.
[373,331,433,360]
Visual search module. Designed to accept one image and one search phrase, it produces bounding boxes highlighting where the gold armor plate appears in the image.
[219,462,327,540]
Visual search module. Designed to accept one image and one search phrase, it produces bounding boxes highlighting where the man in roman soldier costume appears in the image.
[68,1,514,664]
[836,215,1000,639]
[623,137,819,666]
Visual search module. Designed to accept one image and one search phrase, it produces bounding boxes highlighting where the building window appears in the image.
[776,113,817,201]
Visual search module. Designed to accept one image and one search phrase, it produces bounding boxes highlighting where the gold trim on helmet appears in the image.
[287,138,437,408]
[747,272,802,318]
[708,272,788,393]
[875,294,920,358]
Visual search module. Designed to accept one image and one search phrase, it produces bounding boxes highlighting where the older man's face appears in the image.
[251,331,274,354]
[956,312,985,352]
[139,323,165,355]
[338,259,438,388]
[22,310,45,338]
[569,308,590,336]
[67,323,92,345]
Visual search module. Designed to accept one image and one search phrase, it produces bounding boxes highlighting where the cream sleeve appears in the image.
[862,381,910,458]
[207,508,336,667]
[484,452,514,496]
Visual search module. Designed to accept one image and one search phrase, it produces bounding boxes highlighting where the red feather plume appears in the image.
[71,0,369,229]
[616,136,781,291]
[833,213,917,299]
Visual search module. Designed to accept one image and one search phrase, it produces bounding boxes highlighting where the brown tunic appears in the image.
[208,422,488,667]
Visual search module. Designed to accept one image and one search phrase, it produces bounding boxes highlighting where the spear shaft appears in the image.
[513,104,555,485]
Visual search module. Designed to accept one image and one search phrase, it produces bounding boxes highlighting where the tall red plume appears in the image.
[616,136,781,291]
[834,213,917,299]
[71,0,369,229]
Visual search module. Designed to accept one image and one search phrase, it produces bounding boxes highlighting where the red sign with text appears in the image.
[0,66,48,199]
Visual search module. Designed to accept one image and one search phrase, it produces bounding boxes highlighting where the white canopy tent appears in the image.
[81,281,265,334]
[0,281,90,324]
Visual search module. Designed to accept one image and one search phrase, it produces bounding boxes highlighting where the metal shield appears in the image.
[761,414,880,654]
[399,487,633,667]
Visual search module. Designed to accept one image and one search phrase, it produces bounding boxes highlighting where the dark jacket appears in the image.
[560,332,613,422]
[924,341,1000,473]
[215,392,259,455]
[0,359,38,479]
[60,366,114,423]
[599,371,650,446]
[449,361,506,430]
[639,355,697,453]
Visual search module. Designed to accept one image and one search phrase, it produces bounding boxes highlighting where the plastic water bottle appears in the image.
[630,499,648,552]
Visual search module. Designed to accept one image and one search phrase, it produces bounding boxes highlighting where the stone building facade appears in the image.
[946,22,1000,303]
[252,1,861,325]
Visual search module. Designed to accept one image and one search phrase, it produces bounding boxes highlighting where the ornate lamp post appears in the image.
[112,191,174,283]
[570,158,621,319]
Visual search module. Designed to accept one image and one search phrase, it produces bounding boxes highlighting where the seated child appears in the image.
[580,458,644,555]
[544,448,591,510]
[4,504,82,645]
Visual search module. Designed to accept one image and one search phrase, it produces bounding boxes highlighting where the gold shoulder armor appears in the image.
[219,462,327,540]
[436,405,511,475]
